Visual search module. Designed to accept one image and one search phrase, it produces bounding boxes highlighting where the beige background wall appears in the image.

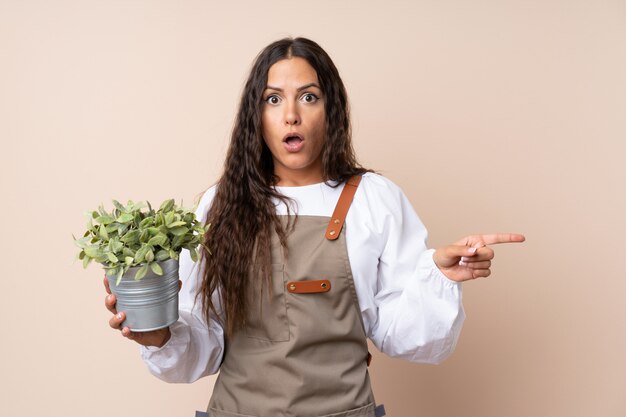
[1,1,624,416]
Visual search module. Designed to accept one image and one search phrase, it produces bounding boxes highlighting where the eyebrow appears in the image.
[264,82,321,92]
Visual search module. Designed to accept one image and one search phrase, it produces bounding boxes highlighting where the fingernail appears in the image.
[468,247,477,254]
[459,260,466,266]
[117,313,123,320]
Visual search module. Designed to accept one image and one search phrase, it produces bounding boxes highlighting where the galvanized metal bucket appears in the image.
[105,258,179,332]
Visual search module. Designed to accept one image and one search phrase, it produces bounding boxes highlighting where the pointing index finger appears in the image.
[480,233,526,245]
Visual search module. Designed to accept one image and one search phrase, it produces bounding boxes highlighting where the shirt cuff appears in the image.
[424,248,463,287]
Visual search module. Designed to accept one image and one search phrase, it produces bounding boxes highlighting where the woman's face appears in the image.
[261,57,325,186]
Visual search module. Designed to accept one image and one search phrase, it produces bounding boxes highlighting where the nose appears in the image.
[284,101,300,126]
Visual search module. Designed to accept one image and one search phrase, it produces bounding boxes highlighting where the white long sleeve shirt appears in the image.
[140,172,465,383]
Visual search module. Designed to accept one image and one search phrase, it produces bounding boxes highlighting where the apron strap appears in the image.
[325,175,362,240]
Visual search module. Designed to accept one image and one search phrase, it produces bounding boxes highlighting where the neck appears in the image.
[275,175,323,187]
[273,156,324,186]
[274,169,323,187]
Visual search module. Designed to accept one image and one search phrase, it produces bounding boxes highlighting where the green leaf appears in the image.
[84,246,101,258]
[159,199,175,213]
[115,267,124,286]
[171,234,185,248]
[170,226,189,236]
[147,234,166,247]
[159,238,171,250]
[190,247,198,262]
[155,249,169,261]
[150,262,163,275]
[95,215,114,225]
[73,236,91,249]
[120,230,139,244]
[112,200,125,211]
[99,224,109,240]
[116,223,129,235]
[145,248,154,263]
[134,245,149,263]
[138,217,151,228]
[110,239,124,253]
[134,264,149,280]
[106,252,119,263]
[139,229,150,243]
[82,255,93,268]
[164,211,175,226]
[167,221,187,228]
[125,256,134,265]
[132,201,147,211]
[116,213,134,223]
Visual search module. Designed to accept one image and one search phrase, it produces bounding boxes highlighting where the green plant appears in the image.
[73,198,210,285]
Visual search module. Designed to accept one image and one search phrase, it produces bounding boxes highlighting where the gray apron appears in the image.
[201,176,386,417]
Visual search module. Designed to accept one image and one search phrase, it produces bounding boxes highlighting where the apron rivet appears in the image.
[333,218,340,224]
[289,284,296,290]
[321,283,327,289]
[329,230,336,236]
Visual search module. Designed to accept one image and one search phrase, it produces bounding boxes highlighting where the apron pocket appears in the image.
[245,263,290,342]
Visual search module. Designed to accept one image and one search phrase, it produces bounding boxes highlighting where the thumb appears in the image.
[434,245,480,268]
[447,245,480,258]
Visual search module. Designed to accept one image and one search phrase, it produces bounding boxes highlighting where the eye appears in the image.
[265,95,281,105]
[301,93,319,103]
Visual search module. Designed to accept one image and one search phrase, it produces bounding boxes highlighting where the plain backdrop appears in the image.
[1,1,624,416]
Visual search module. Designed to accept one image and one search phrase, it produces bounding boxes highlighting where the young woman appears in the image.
[104,37,525,417]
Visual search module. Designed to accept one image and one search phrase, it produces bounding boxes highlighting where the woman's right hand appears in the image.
[104,276,177,348]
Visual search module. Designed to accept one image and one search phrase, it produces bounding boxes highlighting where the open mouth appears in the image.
[282,132,305,152]
[283,132,304,144]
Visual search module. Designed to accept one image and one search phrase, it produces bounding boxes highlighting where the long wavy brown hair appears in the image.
[198,37,372,339]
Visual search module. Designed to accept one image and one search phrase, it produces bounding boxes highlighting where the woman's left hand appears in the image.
[433,233,526,282]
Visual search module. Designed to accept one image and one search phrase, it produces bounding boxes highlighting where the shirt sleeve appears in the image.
[139,186,225,383]
[364,175,465,364]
